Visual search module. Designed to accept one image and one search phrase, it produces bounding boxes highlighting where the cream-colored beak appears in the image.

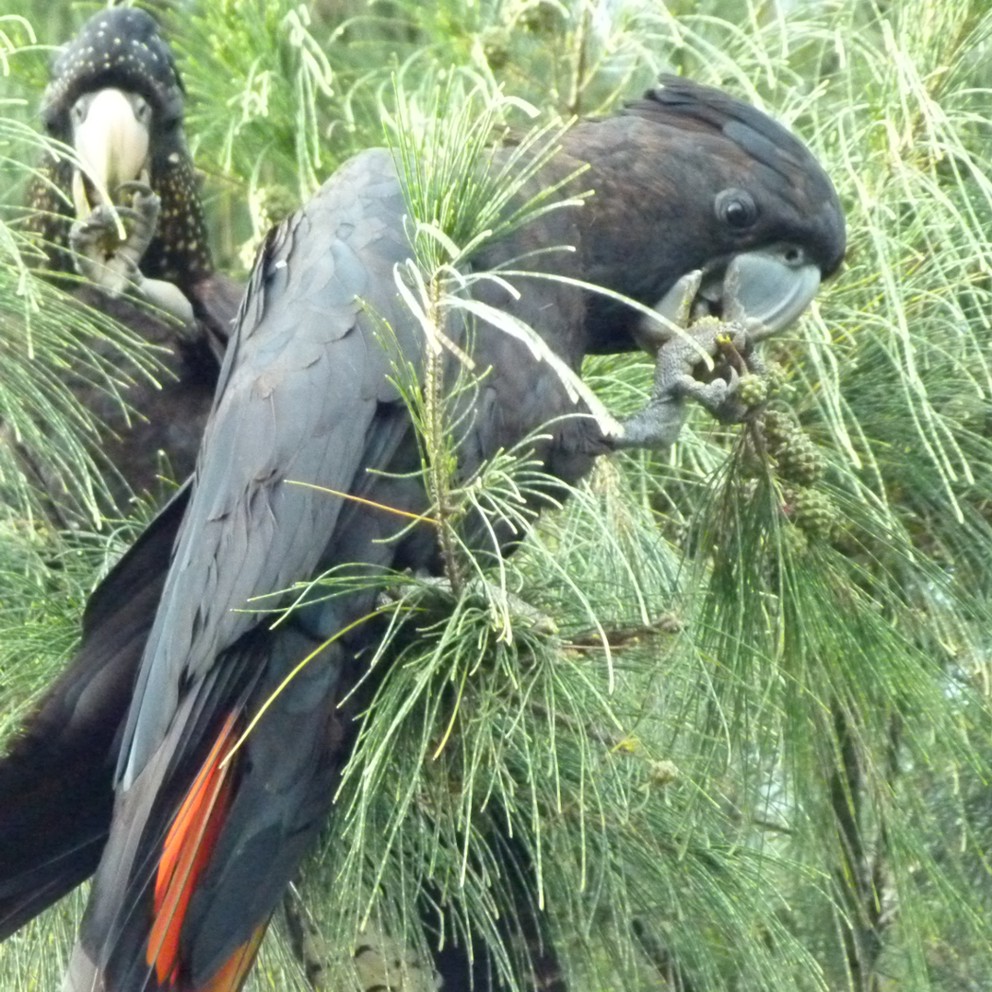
[70,87,151,218]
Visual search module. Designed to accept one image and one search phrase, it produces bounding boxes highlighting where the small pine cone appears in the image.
[738,374,769,408]
[648,759,680,787]
[790,488,839,538]
[777,436,826,486]
[763,362,790,399]
[762,408,799,449]
[780,520,810,555]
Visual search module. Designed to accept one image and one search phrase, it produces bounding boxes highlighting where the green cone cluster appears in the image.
[760,408,838,540]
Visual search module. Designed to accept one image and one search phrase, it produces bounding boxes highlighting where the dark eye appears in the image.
[70,96,90,127]
[715,188,758,229]
[128,93,152,125]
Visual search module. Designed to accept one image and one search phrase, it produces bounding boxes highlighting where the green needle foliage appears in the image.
[2,2,992,991]
[0,132,167,524]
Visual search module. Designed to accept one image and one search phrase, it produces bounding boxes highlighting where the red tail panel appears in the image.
[147,714,239,985]
[198,924,267,992]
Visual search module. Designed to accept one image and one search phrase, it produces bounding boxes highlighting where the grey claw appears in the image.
[70,207,125,258]
[70,204,146,295]
[612,396,688,451]
[115,179,155,199]
[77,204,144,231]
[72,184,159,278]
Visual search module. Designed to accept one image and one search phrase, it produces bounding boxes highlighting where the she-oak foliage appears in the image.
[1,1,991,991]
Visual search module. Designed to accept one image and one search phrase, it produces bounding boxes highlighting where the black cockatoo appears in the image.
[21,8,241,507]
[0,76,844,991]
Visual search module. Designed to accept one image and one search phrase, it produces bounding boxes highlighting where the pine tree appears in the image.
[1,2,991,990]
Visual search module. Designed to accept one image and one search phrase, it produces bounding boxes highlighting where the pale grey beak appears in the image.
[692,244,822,341]
[70,87,151,218]
[718,246,822,340]
[636,243,822,355]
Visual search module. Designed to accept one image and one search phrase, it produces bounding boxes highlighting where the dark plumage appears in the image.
[28,8,209,297]
[0,77,844,991]
[21,8,240,510]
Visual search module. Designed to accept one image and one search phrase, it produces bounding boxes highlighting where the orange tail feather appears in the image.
[147,713,239,985]
[199,924,267,992]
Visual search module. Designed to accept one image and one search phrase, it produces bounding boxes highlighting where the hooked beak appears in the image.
[70,87,151,218]
[640,244,823,352]
[699,245,822,341]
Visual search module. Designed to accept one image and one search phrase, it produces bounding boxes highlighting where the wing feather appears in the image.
[118,147,418,789]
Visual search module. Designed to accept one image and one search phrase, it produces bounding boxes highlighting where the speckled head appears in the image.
[32,7,215,287]
[42,8,183,140]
